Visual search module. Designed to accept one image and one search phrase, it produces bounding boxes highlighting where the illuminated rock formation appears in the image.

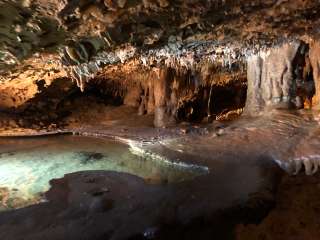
[246,41,307,114]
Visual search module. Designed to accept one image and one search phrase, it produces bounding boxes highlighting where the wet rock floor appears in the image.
[0,108,320,239]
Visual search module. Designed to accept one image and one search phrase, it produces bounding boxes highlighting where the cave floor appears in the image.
[236,173,320,240]
[0,106,320,239]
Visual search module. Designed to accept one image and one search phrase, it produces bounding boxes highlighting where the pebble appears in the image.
[143,226,159,239]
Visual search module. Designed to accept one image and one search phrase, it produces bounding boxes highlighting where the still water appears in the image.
[1,110,319,211]
[0,135,203,211]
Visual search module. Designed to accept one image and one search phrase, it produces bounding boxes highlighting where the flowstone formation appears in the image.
[246,40,312,114]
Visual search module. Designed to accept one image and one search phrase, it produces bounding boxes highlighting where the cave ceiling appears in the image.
[0,0,319,103]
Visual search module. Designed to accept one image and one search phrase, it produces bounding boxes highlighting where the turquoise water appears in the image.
[0,136,203,210]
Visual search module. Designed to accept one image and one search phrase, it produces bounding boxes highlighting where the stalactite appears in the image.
[207,82,214,121]
[58,35,249,127]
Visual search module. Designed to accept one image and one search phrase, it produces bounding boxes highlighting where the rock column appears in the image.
[153,68,176,127]
[245,41,304,114]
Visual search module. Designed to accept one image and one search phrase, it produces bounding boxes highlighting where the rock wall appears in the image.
[309,40,320,108]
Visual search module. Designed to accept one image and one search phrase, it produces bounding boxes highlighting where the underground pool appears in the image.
[0,135,206,211]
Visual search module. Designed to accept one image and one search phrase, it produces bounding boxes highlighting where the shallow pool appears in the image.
[0,135,204,211]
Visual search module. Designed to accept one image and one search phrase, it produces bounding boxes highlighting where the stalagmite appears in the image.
[153,68,176,127]
[138,95,147,115]
[146,77,155,114]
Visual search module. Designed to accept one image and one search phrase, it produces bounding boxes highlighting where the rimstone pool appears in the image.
[0,135,207,211]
